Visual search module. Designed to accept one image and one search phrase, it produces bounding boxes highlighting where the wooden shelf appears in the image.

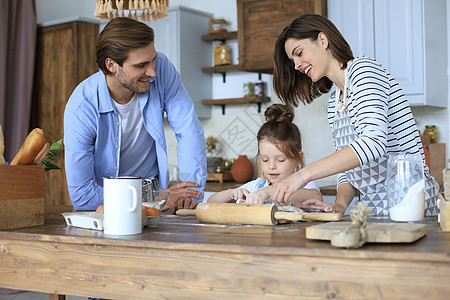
[201,31,239,82]
[203,96,270,105]
[202,31,237,41]
[202,64,241,73]
[203,96,270,114]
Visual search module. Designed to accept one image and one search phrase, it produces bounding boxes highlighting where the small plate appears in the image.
[143,216,161,227]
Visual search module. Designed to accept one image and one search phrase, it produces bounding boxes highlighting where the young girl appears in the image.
[208,104,322,205]
[269,14,437,216]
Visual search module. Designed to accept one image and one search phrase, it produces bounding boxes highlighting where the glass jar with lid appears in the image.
[423,125,438,143]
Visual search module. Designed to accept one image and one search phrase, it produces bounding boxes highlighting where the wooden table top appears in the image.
[1,206,449,299]
[1,206,448,261]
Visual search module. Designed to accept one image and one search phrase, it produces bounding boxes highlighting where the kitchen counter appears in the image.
[0,206,449,299]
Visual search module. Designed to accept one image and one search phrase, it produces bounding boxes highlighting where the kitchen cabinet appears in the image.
[146,6,213,118]
[31,18,100,207]
[328,0,447,107]
[237,0,327,74]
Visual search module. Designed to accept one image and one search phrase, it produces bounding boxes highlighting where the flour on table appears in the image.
[235,199,304,213]
[278,204,304,213]
[389,179,425,222]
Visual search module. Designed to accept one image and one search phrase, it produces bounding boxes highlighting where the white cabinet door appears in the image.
[150,13,179,70]
[328,0,447,107]
[148,6,212,118]
[373,0,424,100]
[128,7,213,118]
[327,0,374,58]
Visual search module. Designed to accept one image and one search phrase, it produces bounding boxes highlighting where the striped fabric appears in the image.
[327,57,438,216]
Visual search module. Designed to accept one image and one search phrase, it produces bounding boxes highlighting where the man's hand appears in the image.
[162,181,201,214]
[163,196,198,214]
[167,181,201,199]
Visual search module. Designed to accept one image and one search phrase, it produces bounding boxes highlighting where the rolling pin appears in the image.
[176,203,342,225]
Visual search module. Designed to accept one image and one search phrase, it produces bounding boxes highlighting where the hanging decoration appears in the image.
[94,0,169,22]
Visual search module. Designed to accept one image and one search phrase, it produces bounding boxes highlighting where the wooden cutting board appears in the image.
[306,222,427,248]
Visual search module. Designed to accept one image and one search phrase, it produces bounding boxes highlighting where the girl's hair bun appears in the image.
[264,104,294,123]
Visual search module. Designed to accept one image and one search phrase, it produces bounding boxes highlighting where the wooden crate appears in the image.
[425,143,445,186]
[444,169,450,200]
[0,165,45,229]
[206,172,233,183]
[438,193,450,231]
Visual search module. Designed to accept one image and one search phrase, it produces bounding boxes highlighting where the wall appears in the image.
[163,0,336,186]
[36,0,449,188]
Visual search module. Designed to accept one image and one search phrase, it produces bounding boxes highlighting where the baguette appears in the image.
[10,128,46,165]
[33,143,50,165]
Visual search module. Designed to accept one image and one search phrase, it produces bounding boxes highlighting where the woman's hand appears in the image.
[246,186,272,205]
[297,199,346,213]
[270,171,306,206]
[229,188,250,202]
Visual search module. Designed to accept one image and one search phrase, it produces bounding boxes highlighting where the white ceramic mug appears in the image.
[103,176,142,235]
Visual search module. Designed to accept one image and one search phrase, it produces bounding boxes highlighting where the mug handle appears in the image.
[128,184,138,212]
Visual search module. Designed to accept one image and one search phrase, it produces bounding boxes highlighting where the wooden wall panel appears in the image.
[32,21,99,207]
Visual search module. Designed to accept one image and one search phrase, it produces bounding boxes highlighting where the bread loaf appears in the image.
[10,128,46,165]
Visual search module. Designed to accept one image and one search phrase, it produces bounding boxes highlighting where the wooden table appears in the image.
[0,207,449,300]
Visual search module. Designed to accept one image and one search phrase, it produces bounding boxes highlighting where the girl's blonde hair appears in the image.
[256,104,304,178]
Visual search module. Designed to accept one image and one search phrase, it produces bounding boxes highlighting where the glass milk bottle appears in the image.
[386,154,425,222]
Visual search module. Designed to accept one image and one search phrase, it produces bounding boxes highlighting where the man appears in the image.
[64,17,206,213]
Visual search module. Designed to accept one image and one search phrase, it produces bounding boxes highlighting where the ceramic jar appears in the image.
[231,155,254,183]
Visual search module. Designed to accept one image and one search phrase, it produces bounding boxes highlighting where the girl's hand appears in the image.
[271,172,306,206]
[297,199,345,213]
[229,188,250,201]
[246,186,271,205]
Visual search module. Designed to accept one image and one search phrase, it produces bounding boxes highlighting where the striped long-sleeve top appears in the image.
[327,56,437,215]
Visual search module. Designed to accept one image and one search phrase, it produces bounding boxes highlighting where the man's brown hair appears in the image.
[96,17,155,75]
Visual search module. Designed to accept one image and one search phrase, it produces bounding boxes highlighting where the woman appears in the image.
[269,14,438,216]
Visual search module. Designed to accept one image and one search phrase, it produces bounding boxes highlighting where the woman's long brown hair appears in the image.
[273,14,354,107]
